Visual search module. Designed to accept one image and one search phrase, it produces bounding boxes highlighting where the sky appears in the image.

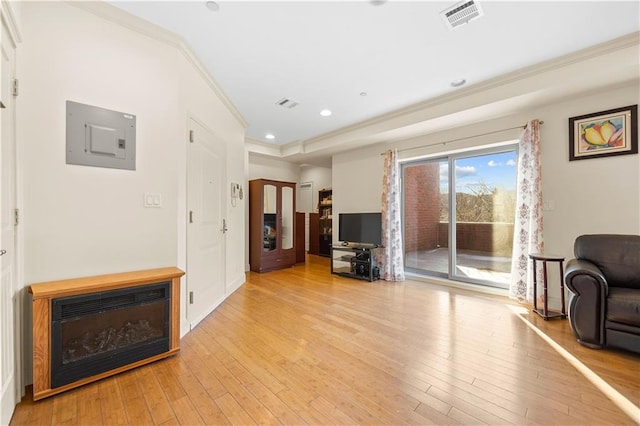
[439,151,517,194]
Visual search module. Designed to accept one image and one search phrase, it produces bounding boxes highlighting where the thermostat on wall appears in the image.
[66,100,136,170]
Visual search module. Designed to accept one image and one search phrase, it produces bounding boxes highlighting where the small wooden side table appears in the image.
[529,253,566,320]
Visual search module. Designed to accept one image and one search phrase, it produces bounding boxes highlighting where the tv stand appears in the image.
[331,245,380,282]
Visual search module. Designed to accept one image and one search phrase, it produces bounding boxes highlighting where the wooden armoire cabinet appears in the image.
[249,179,297,272]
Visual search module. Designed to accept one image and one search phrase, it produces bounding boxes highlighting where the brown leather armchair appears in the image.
[564,234,640,354]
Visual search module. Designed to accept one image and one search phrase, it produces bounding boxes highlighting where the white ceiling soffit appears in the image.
[253,33,640,162]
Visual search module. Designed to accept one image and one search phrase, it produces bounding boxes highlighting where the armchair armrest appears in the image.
[564,259,608,296]
[563,258,608,348]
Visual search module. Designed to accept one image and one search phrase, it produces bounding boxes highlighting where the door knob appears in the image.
[0,249,6,256]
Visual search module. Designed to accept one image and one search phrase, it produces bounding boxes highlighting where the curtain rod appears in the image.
[381,120,544,156]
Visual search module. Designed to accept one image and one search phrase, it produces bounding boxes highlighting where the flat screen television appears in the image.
[338,212,382,246]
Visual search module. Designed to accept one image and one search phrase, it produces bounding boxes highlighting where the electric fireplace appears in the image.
[30,267,184,400]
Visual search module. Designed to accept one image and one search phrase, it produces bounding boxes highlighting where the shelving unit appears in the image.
[318,188,332,257]
[331,245,380,282]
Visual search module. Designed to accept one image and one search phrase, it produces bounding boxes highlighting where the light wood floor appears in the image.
[11,255,640,425]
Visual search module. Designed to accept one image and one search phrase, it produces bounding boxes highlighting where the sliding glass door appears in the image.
[403,158,449,277]
[402,145,518,288]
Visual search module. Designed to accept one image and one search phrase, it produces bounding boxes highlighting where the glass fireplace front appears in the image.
[50,282,171,388]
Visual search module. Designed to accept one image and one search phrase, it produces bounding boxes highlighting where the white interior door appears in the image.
[0,21,18,426]
[186,119,226,329]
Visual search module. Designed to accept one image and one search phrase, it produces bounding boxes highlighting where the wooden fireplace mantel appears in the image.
[29,267,185,401]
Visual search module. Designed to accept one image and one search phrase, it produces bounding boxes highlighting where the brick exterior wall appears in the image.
[403,163,441,252]
[404,163,514,255]
[437,222,514,255]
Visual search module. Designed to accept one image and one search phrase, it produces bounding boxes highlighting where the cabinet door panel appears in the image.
[281,186,294,250]
[263,184,278,252]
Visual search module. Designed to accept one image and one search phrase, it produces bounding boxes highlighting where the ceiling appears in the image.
[108,1,640,161]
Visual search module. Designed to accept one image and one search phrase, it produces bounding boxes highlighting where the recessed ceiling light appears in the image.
[265,133,275,140]
[205,1,219,12]
[451,78,466,87]
[360,92,368,97]
[320,109,332,117]
[370,0,387,5]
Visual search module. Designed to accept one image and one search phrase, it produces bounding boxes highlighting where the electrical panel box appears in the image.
[66,101,136,170]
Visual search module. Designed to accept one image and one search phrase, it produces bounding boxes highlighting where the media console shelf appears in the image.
[331,245,380,282]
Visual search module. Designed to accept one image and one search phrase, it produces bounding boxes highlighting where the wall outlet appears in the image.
[542,200,555,211]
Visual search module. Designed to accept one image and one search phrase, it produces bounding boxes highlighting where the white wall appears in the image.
[20,2,182,282]
[248,152,300,183]
[300,165,332,212]
[18,1,245,382]
[332,148,384,246]
[540,86,639,250]
[332,82,640,306]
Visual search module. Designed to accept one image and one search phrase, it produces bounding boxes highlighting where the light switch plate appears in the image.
[143,193,162,208]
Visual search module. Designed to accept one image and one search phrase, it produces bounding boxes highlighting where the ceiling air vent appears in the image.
[276,97,299,109]
[441,0,483,30]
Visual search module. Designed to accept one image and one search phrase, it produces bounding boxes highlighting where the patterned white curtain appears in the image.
[509,120,544,302]
[381,149,405,281]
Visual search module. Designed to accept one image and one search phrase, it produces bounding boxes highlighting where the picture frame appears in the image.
[568,105,637,161]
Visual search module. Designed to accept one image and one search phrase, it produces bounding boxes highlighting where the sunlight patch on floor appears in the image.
[507,304,640,423]
[405,248,511,286]
[456,265,510,285]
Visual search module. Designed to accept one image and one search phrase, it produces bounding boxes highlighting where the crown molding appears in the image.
[245,137,283,157]
[246,136,308,158]
[1,0,22,46]
[68,0,247,129]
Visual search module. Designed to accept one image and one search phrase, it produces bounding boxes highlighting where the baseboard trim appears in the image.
[188,274,246,331]
[189,295,226,331]
[227,273,246,294]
